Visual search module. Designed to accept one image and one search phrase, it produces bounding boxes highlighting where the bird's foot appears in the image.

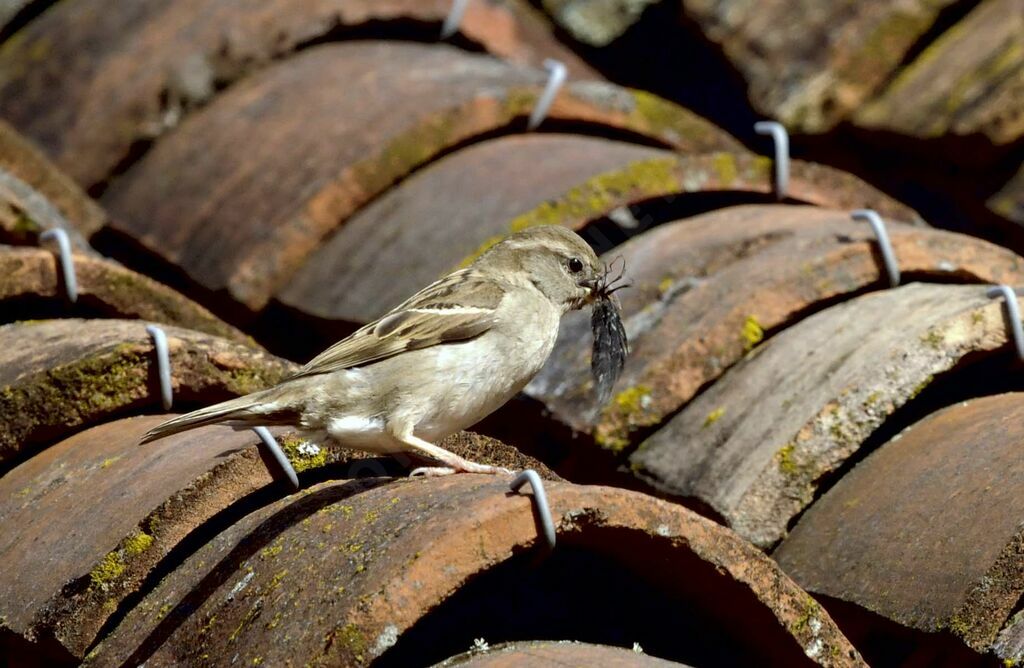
[409,462,512,477]
[409,466,456,477]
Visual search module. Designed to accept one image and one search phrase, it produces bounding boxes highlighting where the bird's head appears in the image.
[476,226,612,312]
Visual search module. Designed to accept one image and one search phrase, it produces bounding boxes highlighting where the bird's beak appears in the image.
[577,277,600,303]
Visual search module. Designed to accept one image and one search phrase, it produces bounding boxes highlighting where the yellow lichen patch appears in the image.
[349,108,461,202]
[920,329,944,349]
[268,569,289,590]
[228,602,263,642]
[657,277,674,295]
[336,622,368,662]
[595,385,655,453]
[260,543,283,560]
[124,531,154,556]
[703,407,725,428]
[90,529,154,590]
[199,614,218,635]
[741,315,764,351]
[628,90,718,146]
[90,551,126,589]
[776,443,799,475]
[711,153,738,186]
[457,157,681,268]
[502,87,539,116]
[100,456,122,469]
[908,374,934,400]
[612,385,652,414]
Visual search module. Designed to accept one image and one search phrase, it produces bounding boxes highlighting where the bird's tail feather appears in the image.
[140,389,294,444]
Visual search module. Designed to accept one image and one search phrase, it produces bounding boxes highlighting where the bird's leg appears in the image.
[389,424,510,477]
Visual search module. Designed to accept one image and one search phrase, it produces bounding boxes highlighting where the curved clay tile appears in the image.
[526,205,1024,461]
[0,417,289,664]
[0,319,293,466]
[101,42,735,313]
[0,1,30,33]
[0,119,106,243]
[629,283,1024,548]
[542,0,962,134]
[854,0,1023,148]
[0,167,94,251]
[775,393,1024,665]
[436,640,688,666]
[279,134,664,323]
[0,416,546,663]
[85,475,863,667]
[0,0,594,189]
[0,245,247,341]
[279,138,919,326]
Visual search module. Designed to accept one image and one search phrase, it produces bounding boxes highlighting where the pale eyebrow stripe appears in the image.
[501,238,558,252]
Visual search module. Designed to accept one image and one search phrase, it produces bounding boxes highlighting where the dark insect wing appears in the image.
[591,296,629,405]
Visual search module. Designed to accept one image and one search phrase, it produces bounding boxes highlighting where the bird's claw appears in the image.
[408,463,513,477]
[409,466,457,477]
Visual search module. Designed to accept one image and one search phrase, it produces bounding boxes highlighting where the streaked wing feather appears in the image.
[290,270,505,378]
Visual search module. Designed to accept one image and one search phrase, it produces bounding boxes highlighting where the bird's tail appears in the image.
[140,388,295,444]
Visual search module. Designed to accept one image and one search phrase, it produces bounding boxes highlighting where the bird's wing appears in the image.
[290,269,506,378]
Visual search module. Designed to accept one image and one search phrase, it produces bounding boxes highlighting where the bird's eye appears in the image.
[568,257,584,274]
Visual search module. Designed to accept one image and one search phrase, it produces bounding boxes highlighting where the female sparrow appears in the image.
[142,226,612,476]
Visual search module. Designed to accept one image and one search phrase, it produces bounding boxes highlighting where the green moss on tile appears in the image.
[277,434,329,473]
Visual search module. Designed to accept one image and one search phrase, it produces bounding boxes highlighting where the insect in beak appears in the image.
[592,256,631,299]
[590,257,631,405]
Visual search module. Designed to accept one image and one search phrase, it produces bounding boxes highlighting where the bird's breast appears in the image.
[412,309,560,439]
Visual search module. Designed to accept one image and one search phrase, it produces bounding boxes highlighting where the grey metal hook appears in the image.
[145,324,173,410]
[440,0,469,39]
[986,285,1024,361]
[39,228,78,303]
[852,209,901,287]
[753,121,789,200]
[253,427,300,491]
[510,469,556,551]
[527,59,567,131]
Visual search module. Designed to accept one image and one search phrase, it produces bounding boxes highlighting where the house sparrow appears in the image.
[142,226,625,476]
